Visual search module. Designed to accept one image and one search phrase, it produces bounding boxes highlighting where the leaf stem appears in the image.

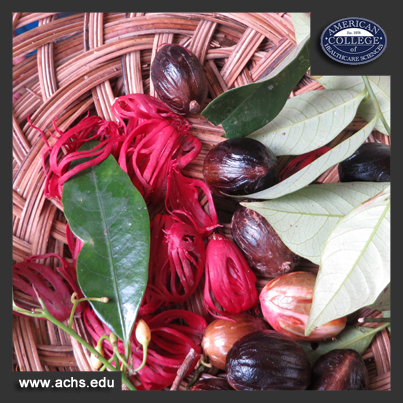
[13,292,136,391]
[99,356,114,372]
[185,362,207,390]
[46,315,136,390]
[68,293,109,328]
[358,317,390,323]
[132,345,148,373]
[362,76,391,136]
[112,346,135,374]
[97,334,110,349]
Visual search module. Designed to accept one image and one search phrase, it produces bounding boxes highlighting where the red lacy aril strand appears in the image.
[31,115,123,201]
[114,94,201,206]
[118,119,201,205]
[138,214,173,316]
[146,214,206,306]
[279,146,332,181]
[204,234,258,316]
[112,93,190,132]
[66,224,83,268]
[83,307,206,390]
[13,253,85,321]
[165,160,220,237]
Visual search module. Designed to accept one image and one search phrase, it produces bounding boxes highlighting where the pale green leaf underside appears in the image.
[290,13,310,45]
[317,76,390,135]
[248,89,366,156]
[243,182,389,264]
[299,324,389,365]
[306,187,390,336]
[240,117,377,200]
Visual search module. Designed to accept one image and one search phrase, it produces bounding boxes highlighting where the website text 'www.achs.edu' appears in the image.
[18,376,114,389]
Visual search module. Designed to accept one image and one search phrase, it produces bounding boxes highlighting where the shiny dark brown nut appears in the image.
[226,329,311,390]
[231,206,299,277]
[189,378,234,391]
[338,142,390,182]
[203,138,279,197]
[150,44,208,116]
[309,349,369,390]
[201,313,268,370]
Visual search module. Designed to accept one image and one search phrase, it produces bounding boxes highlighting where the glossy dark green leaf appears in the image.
[62,141,150,345]
[298,324,389,365]
[201,36,310,138]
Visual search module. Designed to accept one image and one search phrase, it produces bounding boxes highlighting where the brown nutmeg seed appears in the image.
[150,44,208,116]
[309,349,369,390]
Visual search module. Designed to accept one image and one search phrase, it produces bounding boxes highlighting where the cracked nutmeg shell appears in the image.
[226,329,312,390]
[150,44,208,116]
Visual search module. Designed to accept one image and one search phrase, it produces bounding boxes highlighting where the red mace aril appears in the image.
[204,234,258,316]
[146,214,206,306]
[279,146,332,181]
[139,214,172,316]
[31,115,123,201]
[113,94,201,205]
[118,119,201,205]
[66,223,83,268]
[33,93,201,207]
[259,271,347,341]
[111,93,190,132]
[131,309,207,390]
[165,161,220,237]
[13,253,85,321]
[83,307,206,390]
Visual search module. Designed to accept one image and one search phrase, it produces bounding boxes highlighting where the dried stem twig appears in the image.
[170,348,197,391]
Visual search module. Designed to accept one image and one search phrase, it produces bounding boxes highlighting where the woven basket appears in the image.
[12,12,391,390]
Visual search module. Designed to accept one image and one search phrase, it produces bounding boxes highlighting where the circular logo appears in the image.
[320,17,387,65]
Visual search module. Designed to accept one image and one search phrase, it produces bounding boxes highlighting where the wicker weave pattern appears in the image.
[12,12,390,390]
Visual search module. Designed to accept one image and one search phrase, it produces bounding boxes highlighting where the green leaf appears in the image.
[248,89,366,156]
[243,182,390,264]
[290,13,310,45]
[62,143,150,345]
[306,186,390,336]
[299,324,389,365]
[201,36,310,139]
[317,76,390,135]
[239,117,377,200]
[366,283,390,311]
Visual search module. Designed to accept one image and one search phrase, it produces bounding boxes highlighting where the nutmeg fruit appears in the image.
[259,271,347,341]
[231,206,300,277]
[201,313,268,370]
[226,329,311,390]
[309,349,369,390]
[203,138,279,197]
[150,44,208,116]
